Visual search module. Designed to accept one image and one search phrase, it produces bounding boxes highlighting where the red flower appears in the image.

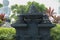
[46,7,54,16]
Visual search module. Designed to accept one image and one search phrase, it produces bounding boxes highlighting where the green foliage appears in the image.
[0,27,16,40]
[51,24,60,40]
[11,4,19,13]
[0,20,4,26]
[0,20,3,23]
[0,3,3,8]
[19,5,27,14]
[26,1,47,12]
[39,4,47,12]
[11,1,47,14]
[10,1,47,20]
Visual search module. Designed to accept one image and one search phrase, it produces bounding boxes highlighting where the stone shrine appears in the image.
[11,3,55,40]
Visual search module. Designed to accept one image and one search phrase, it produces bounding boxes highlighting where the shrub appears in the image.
[51,24,60,40]
[0,20,3,23]
[0,3,3,8]
[0,27,16,40]
[10,1,47,21]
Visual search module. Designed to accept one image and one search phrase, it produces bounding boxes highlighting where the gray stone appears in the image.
[11,3,55,40]
[1,22,11,27]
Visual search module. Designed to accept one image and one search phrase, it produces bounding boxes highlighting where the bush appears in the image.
[0,27,16,40]
[51,24,60,40]
[1,24,60,40]
[10,1,47,21]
